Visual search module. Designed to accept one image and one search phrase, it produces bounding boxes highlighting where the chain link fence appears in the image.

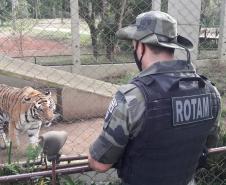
[0,0,226,184]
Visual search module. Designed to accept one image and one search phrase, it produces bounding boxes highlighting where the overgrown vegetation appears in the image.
[0,143,120,185]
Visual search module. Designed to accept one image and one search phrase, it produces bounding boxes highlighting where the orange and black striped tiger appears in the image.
[0,84,56,149]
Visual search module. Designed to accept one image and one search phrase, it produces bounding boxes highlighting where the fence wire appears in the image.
[0,0,225,185]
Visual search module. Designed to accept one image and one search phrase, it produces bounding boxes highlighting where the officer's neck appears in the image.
[142,51,174,70]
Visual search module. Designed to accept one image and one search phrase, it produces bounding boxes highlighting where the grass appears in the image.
[20,52,133,66]
[196,60,226,94]
[80,53,133,65]
[103,72,136,85]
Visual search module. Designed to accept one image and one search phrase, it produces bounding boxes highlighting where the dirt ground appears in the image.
[0,118,103,163]
[0,35,71,57]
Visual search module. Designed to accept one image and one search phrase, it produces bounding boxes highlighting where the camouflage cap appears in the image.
[116,11,193,50]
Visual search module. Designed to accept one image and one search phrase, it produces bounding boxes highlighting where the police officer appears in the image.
[88,11,221,185]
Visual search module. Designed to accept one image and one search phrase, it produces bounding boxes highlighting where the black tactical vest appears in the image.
[117,65,220,185]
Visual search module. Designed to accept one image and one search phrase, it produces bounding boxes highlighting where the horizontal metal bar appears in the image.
[0,155,88,168]
[59,155,88,162]
[1,147,226,183]
[0,165,92,183]
[36,161,88,171]
[208,146,226,154]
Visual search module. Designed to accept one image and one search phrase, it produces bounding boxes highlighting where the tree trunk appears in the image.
[106,44,113,61]
[86,3,99,59]
[35,0,40,19]
[11,0,17,35]
[105,1,122,61]
[118,0,127,30]
[60,0,64,23]
[115,0,127,52]
[52,7,56,18]
[89,23,98,59]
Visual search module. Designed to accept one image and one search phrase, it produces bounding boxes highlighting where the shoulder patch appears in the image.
[172,94,213,126]
[104,97,118,128]
[104,91,126,129]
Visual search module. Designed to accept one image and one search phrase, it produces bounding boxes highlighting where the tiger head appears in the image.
[22,88,56,127]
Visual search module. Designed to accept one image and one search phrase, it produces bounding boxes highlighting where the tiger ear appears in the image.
[22,96,32,104]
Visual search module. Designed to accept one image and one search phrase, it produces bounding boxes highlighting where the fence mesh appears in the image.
[0,0,225,184]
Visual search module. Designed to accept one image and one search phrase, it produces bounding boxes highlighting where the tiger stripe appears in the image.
[0,84,56,148]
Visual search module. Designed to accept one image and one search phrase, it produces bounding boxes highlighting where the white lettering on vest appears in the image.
[184,99,191,121]
[173,94,212,126]
[176,101,183,122]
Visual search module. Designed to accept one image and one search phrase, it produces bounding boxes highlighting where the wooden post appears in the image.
[168,0,202,61]
[218,0,226,60]
[152,0,161,11]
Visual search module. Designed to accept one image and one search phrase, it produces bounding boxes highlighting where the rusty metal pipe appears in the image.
[52,160,56,185]
[0,155,88,168]
[36,161,88,171]
[208,146,226,154]
[58,155,88,162]
[0,147,226,183]
[0,165,92,183]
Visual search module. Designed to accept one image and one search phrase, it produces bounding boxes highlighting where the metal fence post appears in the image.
[152,0,161,11]
[218,0,226,60]
[11,0,18,35]
[168,0,201,61]
[70,0,80,73]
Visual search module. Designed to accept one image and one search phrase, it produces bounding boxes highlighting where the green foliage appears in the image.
[161,0,168,12]
[0,163,22,176]
[0,0,11,26]
[123,0,152,25]
[61,176,86,185]
[196,124,226,185]
[25,144,42,163]
[103,71,136,85]
[199,40,218,50]
[221,99,226,118]
[201,0,221,27]
[7,141,12,164]
[98,0,152,59]
[15,0,30,19]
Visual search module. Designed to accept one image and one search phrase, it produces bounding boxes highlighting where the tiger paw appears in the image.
[0,142,6,150]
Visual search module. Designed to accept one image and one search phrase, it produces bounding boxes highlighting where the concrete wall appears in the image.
[168,0,202,61]
[0,53,221,121]
[218,0,226,59]
[152,0,161,11]
[15,56,138,80]
[62,88,111,119]
[0,54,119,120]
[53,63,138,80]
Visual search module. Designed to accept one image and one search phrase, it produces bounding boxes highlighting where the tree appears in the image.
[27,0,40,19]
[99,0,152,60]
[12,0,31,56]
[201,0,221,27]
[0,0,11,26]
[79,0,105,58]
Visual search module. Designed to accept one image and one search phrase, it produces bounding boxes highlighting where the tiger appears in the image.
[0,84,56,149]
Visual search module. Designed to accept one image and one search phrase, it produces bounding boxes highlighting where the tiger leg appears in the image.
[27,121,42,145]
[9,121,19,148]
[0,112,8,149]
[0,123,8,149]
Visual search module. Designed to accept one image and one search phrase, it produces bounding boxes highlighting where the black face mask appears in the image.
[133,42,145,72]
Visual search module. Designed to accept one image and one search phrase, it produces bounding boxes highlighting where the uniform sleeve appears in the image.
[89,84,145,164]
[206,89,221,148]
